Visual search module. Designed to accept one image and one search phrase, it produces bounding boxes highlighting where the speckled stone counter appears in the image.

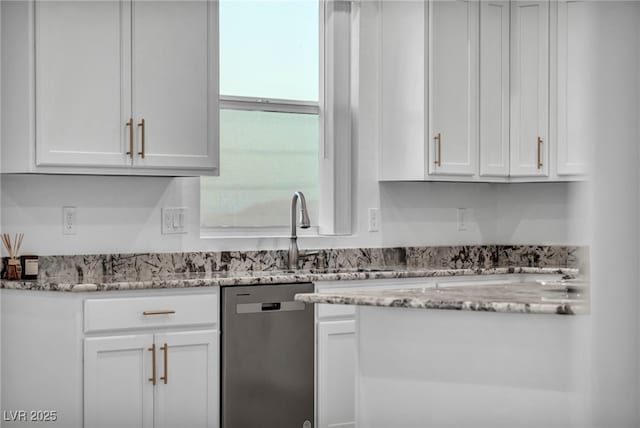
[0,245,586,293]
[295,279,588,315]
[0,266,578,293]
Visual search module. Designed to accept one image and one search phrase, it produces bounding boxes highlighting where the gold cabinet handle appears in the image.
[126,118,134,159]
[148,344,157,385]
[142,310,176,316]
[137,118,145,158]
[160,343,168,384]
[434,133,442,166]
[537,136,543,169]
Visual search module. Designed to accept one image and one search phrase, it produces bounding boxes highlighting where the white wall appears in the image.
[585,2,640,426]
[0,1,584,256]
[0,174,581,255]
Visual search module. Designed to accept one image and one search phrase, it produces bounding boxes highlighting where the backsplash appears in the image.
[32,245,587,283]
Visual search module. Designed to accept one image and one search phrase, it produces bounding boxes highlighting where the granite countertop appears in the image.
[295,280,589,315]
[0,266,578,293]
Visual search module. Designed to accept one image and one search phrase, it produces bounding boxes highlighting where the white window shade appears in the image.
[201,109,319,228]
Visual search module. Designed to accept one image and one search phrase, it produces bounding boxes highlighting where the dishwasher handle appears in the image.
[236,301,305,314]
[261,302,281,311]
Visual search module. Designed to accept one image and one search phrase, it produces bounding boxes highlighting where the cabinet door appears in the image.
[379,0,427,181]
[84,335,154,428]
[555,0,590,176]
[132,0,219,172]
[154,330,219,428]
[35,0,132,168]
[510,1,549,176]
[317,320,356,428]
[479,1,510,177]
[428,0,479,177]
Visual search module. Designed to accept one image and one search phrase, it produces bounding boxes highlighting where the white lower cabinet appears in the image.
[83,292,220,428]
[153,331,219,428]
[85,330,219,428]
[85,335,155,428]
[0,288,221,428]
[317,319,357,428]
[314,278,442,428]
[314,279,434,428]
[314,274,565,427]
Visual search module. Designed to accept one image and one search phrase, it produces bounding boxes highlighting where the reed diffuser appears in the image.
[2,233,24,280]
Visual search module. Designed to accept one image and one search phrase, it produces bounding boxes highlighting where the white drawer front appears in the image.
[317,303,356,320]
[84,293,218,333]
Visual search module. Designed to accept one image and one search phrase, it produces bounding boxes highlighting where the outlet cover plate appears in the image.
[162,207,187,234]
[457,208,468,232]
[368,208,380,232]
[63,206,77,235]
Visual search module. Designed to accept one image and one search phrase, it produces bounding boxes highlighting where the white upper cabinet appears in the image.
[479,1,510,177]
[132,1,218,171]
[554,0,590,176]
[1,0,219,176]
[379,0,584,182]
[428,0,478,177]
[35,1,131,168]
[509,1,549,177]
[379,0,427,181]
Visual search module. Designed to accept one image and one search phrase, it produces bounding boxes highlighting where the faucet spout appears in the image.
[290,191,310,237]
[289,191,311,270]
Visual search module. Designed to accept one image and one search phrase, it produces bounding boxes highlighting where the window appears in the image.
[201,0,320,231]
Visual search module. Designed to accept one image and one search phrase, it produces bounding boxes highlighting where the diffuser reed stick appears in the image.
[2,233,24,280]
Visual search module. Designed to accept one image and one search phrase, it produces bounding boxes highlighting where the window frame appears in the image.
[201,0,353,238]
[219,96,319,115]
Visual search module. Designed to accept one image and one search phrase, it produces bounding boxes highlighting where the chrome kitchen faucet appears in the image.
[288,191,317,271]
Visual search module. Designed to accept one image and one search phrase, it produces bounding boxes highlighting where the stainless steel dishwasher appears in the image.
[221,283,314,428]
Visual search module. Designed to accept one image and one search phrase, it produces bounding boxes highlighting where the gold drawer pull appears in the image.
[148,344,157,385]
[143,310,176,316]
[160,343,168,385]
[537,136,543,169]
[126,118,134,159]
[137,118,145,158]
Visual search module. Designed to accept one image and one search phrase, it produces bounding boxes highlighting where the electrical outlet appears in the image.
[368,208,380,232]
[63,206,77,235]
[457,208,468,232]
[162,207,187,234]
